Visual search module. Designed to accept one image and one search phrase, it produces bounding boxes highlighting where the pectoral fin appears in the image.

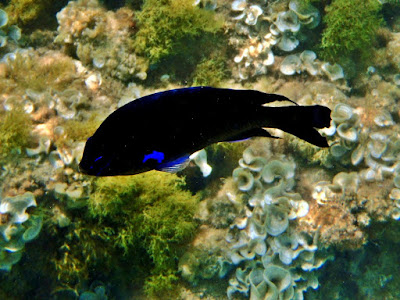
[156,155,190,173]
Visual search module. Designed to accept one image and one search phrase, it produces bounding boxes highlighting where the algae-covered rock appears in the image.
[88,171,199,297]
[320,0,383,72]
[0,108,33,161]
[56,0,148,83]
[134,0,223,63]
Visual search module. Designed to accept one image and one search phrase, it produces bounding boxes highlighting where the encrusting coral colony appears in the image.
[0,0,400,298]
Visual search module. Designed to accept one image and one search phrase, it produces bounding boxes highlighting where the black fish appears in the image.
[79,87,331,176]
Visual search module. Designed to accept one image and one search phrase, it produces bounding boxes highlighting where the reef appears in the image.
[0,108,33,161]
[225,147,329,299]
[134,0,223,63]
[0,9,21,51]
[0,0,399,299]
[87,172,199,297]
[133,0,225,82]
[183,144,331,299]
[226,0,345,81]
[1,0,69,32]
[0,192,41,271]
[56,0,148,83]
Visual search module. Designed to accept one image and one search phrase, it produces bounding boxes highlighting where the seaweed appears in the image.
[319,0,383,73]
[2,0,69,32]
[0,108,32,160]
[55,114,101,149]
[134,0,223,63]
[4,51,77,92]
[192,55,229,87]
[88,171,199,297]
[133,0,224,82]
[0,170,198,298]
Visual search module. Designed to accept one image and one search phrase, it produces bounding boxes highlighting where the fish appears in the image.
[79,86,331,176]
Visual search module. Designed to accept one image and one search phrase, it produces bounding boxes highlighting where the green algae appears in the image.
[2,0,69,32]
[4,51,77,92]
[0,171,198,298]
[133,0,225,82]
[89,171,199,297]
[62,118,100,143]
[55,115,102,148]
[134,0,223,64]
[192,55,228,87]
[320,0,383,73]
[0,108,32,160]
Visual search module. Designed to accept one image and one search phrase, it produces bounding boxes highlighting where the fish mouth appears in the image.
[78,163,88,175]
[78,159,95,175]
[78,158,112,176]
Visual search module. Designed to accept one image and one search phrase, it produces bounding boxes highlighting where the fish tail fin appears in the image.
[262,105,331,147]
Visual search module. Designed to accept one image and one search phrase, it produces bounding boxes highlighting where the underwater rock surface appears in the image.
[0,0,400,299]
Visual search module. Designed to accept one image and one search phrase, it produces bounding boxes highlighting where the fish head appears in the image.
[79,136,116,176]
[79,135,154,176]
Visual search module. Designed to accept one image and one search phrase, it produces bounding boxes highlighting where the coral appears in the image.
[88,171,199,296]
[320,0,383,70]
[291,95,400,248]
[79,283,108,300]
[220,146,329,299]
[0,108,33,161]
[305,171,367,248]
[207,142,248,177]
[2,0,400,298]
[189,149,212,177]
[56,0,148,83]
[134,0,223,64]
[0,9,21,49]
[184,142,248,195]
[0,192,42,271]
[204,186,240,229]
[289,0,321,29]
[229,0,327,80]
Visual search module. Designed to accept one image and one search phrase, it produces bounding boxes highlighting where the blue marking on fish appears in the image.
[94,156,103,162]
[143,151,165,164]
[156,155,190,173]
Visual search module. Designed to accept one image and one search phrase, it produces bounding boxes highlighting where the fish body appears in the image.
[79,87,331,176]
